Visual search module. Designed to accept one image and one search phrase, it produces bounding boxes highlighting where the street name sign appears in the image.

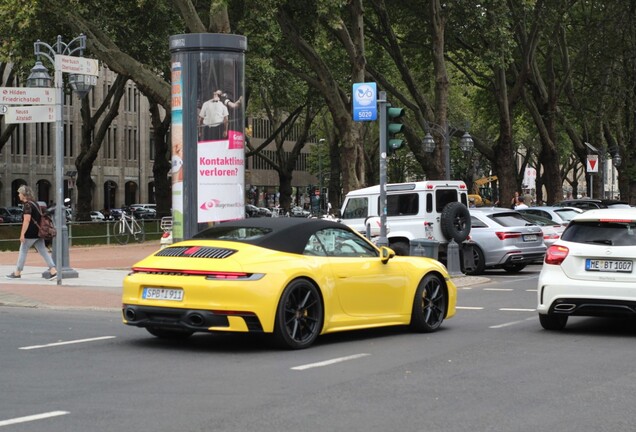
[55,55,99,76]
[5,105,55,124]
[0,87,56,105]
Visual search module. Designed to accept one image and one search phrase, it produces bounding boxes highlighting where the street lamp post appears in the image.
[26,34,95,284]
[422,122,473,180]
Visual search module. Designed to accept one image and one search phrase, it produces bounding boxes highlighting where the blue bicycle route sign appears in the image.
[352,82,377,122]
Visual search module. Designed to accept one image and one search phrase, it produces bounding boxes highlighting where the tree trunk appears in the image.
[75,75,128,220]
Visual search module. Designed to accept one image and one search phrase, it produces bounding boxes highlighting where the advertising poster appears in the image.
[196,56,245,223]
[171,61,184,239]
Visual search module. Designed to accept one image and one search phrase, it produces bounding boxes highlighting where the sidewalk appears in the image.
[0,242,161,310]
[0,242,488,311]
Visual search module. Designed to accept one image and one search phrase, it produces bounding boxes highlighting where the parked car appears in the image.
[108,209,124,220]
[467,207,546,275]
[291,206,311,218]
[516,206,583,226]
[129,204,157,219]
[555,198,630,211]
[537,208,636,330]
[122,218,457,349]
[518,212,565,247]
[257,207,273,217]
[0,207,22,223]
[90,211,106,221]
[245,204,260,218]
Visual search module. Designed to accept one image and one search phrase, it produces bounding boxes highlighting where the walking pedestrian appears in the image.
[514,195,529,210]
[5,185,57,280]
[510,191,520,209]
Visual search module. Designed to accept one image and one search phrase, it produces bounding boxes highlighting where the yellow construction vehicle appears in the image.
[468,175,498,206]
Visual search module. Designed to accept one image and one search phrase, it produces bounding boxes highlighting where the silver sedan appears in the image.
[466,207,546,275]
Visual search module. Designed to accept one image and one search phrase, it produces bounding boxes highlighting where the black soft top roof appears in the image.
[193,218,357,254]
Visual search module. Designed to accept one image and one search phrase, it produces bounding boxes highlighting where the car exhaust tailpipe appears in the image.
[124,308,136,321]
[188,313,205,326]
[554,304,576,312]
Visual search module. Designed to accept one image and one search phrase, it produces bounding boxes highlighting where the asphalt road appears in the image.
[2,265,636,432]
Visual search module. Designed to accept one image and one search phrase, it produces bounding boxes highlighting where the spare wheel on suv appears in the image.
[440,202,471,242]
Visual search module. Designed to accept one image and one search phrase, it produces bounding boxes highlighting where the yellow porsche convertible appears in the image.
[122,218,456,349]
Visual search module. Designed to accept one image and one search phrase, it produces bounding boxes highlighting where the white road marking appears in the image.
[456,306,484,310]
[19,336,116,350]
[526,289,537,292]
[490,317,536,329]
[0,411,69,427]
[291,353,370,371]
[499,308,536,312]
[484,288,513,292]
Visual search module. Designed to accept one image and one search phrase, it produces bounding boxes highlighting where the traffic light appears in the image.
[386,104,405,152]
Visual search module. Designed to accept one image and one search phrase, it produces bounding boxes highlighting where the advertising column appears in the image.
[169,34,247,241]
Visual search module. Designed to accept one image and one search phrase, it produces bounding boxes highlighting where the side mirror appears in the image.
[380,246,395,264]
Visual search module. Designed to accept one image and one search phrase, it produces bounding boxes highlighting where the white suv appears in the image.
[339,181,472,262]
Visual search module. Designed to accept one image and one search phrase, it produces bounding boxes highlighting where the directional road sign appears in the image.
[5,105,55,124]
[0,87,56,105]
[55,55,99,76]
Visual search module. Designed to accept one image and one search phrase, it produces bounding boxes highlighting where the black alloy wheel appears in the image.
[274,279,323,349]
[410,273,447,332]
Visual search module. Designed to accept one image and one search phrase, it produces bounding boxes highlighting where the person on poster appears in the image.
[218,90,242,109]
[199,90,229,141]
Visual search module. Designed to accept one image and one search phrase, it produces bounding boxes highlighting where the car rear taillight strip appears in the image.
[495,232,522,240]
[131,267,264,280]
[544,245,569,265]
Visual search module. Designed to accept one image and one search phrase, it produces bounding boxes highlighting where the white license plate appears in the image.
[523,234,538,242]
[142,287,184,301]
[585,259,633,273]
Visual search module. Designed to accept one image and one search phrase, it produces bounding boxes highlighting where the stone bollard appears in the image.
[446,239,464,276]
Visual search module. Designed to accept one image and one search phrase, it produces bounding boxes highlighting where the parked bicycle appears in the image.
[114,210,145,245]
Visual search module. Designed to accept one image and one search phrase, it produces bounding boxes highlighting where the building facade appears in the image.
[1,65,318,213]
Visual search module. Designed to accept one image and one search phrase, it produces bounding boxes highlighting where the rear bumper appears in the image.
[537,269,636,316]
[541,298,636,317]
[122,305,264,333]
[499,252,545,266]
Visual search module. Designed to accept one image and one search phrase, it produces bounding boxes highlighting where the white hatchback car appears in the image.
[537,208,636,330]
